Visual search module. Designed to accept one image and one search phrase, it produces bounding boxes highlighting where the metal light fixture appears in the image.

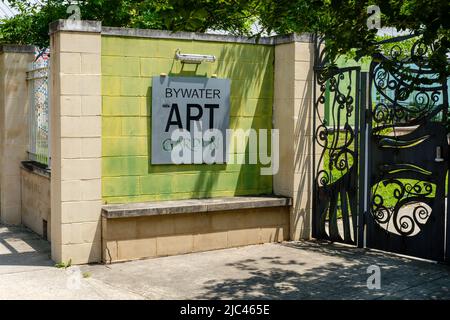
[175,49,216,64]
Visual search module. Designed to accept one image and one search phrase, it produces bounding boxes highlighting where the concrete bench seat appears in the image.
[102,196,292,219]
[101,196,292,263]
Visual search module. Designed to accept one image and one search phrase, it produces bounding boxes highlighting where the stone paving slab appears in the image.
[81,241,450,300]
[0,225,53,276]
[0,224,449,300]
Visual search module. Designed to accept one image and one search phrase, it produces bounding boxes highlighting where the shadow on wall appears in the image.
[144,43,274,199]
[0,53,33,225]
[292,44,315,238]
[194,241,450,300]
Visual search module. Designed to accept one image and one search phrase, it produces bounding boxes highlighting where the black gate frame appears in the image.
[312,36,364,246]
[312,34,450,262]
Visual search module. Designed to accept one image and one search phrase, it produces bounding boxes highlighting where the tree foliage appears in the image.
[0,0,258,48]
[256,0,450,75]
[0,0,449,74]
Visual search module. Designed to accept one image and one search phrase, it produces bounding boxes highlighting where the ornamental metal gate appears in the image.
[313,35,450,262]
[312,37,362,246]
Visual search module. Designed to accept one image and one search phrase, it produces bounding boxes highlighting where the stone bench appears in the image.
[101,196,292,263]
[102,196,292,218]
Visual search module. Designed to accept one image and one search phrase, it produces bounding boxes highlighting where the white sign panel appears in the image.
[151,76,230,164]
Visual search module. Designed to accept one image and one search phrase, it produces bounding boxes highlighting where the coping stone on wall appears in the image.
[0,44,35,53]
[49,19,102,34]
[102,26,313,45]
[21,161,51,179]
[272,33,314,45]
[48,19,313,44]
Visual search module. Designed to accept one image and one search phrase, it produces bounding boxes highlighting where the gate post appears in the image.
[0,45,35,225]
[49,20,103,264]
[358,71,369,248]
[273,34,315,240]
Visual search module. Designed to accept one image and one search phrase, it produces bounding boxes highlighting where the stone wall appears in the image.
[0,45,35,225]
[101,34,274,204]
[273,41,315,240]
[49,20,103,264]
[103,206,289,263]
[46,20,315,264]
[21,166,51,241]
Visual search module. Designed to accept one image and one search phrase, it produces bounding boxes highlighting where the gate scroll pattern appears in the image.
[312,37,360,245]
[366,36,449,260]
[313,33,450,261]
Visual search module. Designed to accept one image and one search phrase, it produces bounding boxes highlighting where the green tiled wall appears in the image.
[102,35,274,204]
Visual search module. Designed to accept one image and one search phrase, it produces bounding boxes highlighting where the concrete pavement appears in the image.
[0,224,449,300]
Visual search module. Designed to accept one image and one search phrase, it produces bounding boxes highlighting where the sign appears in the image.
[151,76,230,164]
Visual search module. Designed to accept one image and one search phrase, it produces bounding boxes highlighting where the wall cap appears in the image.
[49,19,102,34]
[21,161,51,179]
[48,20,313,44]
[273,33,314,45]
[102,26,313,45]
[102,196,292,219]
[0,44,35,53]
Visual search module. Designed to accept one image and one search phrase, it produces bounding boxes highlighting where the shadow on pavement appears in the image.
[196,241,450,300]
[0,224,52,269]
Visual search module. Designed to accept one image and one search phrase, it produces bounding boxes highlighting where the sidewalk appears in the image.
[0,224,449,300]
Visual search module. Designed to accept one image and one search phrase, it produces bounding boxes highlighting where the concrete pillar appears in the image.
[50,20,103,264]
[273,35,315,240]
[0,45,35,225]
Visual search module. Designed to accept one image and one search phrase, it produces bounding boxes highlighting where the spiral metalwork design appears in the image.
[313,36,359,245]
